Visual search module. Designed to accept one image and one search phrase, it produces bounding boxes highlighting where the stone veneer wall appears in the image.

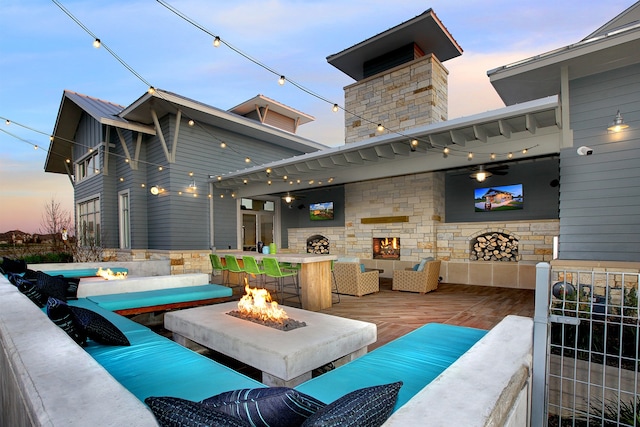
[286,171,559,289]
[344,54,449,144]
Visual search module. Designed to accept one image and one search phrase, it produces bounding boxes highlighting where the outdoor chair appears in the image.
[209,254,229,286]
[392,260,441,294]
[333,262,379,297]
[224,254,246,288]
[262,257,301,307]
[242,255,266,287]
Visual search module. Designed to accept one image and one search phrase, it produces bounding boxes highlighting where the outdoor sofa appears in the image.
[1,262,533,426]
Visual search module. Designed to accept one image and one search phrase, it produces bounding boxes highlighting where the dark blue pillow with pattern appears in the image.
[69,305,130,346]
[146,396,251,427]
[47,297,86,345]
[18,279,47,307]
[2,257,26,274]
[202,387,325,427]
[35,271,68,302]
[301,382,402,427]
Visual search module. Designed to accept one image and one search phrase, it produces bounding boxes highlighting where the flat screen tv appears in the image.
[474,184,523,212]
[309,201,334,221]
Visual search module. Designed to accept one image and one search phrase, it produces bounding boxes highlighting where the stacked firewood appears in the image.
[470,232,518,261]
[307,237,330,254]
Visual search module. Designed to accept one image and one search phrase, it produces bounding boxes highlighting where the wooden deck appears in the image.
[227,277,535,351]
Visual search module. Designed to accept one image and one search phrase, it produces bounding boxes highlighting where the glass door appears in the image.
[240,198,275,252]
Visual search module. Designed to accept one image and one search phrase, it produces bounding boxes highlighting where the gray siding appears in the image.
[559,63,640,261]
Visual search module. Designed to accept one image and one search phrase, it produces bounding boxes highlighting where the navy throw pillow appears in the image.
[1,257,27,274]
[69,305,130,346]
[301,382,402,427]
[35,271,68,302]
[146,396,251,427]
[47,297,87,345]
[202,387,325,427]
[18,279,47,307]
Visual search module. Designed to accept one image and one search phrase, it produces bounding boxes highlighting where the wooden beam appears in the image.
[361,216,409,224]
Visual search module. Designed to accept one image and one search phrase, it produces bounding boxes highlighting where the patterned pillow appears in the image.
[69,305,130,346]
[47,297,87,345]
[202,387,325,427]
[18,279,48,307]
[145,396,251,427]
[62,277,80,300]
[35,271,68,302]
[1,257,27,274]
[301,382,402,427]
[7,272,22,286]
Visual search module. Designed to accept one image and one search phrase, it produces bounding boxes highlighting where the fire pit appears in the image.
[227,283,306,331]
[96,267,127,280]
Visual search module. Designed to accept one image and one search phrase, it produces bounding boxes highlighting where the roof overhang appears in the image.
[327,9,462,81]
[213,96,562,198]
[45,90,155,174]
[120,89,326,152]
[488,22,640,105]
[229,94,315,126]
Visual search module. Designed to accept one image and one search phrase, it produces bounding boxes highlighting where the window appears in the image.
[119,191,130,249]
[76,150,101,182]
[78,197,101,246]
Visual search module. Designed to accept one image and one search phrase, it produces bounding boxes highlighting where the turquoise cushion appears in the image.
[68,299,263,403]
[296,323,487,413]
[40,267,128,278]
[86,284,232,311]
[360,264,365,273]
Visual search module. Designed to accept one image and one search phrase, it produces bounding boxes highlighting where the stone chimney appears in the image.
[327,9,462,144]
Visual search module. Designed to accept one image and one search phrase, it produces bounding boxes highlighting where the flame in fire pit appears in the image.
[96,267,127,280]
[237,283,288,322]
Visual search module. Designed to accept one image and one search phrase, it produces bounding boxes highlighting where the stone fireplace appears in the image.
[307,235,330,254]
[470,232,519,262]
[372,237,401,260]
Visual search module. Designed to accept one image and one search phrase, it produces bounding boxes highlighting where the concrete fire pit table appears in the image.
[164,301,377,387]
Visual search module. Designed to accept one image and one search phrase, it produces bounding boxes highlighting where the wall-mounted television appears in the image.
[309,201,334,221]
[474,184,523,212]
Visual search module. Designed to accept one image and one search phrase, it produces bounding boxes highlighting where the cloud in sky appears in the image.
[0,0,635,233]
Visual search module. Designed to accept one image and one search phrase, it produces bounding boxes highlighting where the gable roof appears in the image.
[45,90,155,174]
[488,2,640,105]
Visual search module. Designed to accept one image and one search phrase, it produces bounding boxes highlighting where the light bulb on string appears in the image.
[93,38,101,48]
[332,104,339,113]
[278,76,286,85]
[213,36,221,47]
[377,124,384,133]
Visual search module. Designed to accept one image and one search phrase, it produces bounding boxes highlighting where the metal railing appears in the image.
[533,263,640,426]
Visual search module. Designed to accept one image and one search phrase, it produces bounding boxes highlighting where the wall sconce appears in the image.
[607,110,629,132]
[150,186,160,195]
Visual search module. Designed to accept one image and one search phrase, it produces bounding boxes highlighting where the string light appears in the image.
[377,124,384,132]
[278,76,286,86]
[92,38,101,48]
[467,152,473,159]
[188,119,194,126]
[490,153,496,160]
[410,139,418,151]
[508,152,513,159]
[213,36,221,47]
[220,142,226,148]
[332,104,339,113]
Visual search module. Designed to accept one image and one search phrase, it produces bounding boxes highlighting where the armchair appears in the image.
[392,260,441,294]
[333,262,379,297]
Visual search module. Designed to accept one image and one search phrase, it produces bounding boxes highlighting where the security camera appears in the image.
[577,146,593,156]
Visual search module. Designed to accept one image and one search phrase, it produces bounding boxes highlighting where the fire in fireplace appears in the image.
[372,237,400,260]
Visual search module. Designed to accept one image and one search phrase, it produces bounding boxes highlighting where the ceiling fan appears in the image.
[469,164,509,182]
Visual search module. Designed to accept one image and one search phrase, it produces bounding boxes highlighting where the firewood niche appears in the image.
[470,232,519,262]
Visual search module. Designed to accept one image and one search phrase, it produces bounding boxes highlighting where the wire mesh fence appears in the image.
[545,267,640,427]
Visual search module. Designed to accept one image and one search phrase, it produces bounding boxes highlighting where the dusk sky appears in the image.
[1,0,635,233]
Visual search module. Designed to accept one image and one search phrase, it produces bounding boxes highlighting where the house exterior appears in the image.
[45,89,326,255]
[45,4,640,284]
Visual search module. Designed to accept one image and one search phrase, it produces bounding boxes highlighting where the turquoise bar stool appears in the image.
[209,254,229,286]
[262,257,301,307]
[224,254,246,288]
[242,255,266,287]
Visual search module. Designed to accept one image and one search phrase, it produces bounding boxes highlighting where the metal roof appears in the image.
[213,96,562,198]
[488,9,640,106]
[119,89,327,152]
[327,9,462,81]
[45,90,155,174]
